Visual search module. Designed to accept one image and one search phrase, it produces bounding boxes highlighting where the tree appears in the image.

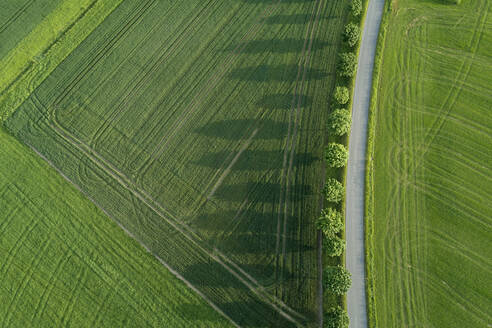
[324,265,352,295]
[325,143,348,168]
[324,306,349,328]
[338,52,357,77]
[333,86,349,105]
[324,236,346,257]
[328,108,351,136]
[344,22,361,47]
[316,208,343,238]
[351,0,362,16]
[323,178,344,203]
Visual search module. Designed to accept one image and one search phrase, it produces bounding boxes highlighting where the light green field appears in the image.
[367,0,492,326]
[0,127,232,327]
[5,0,350,326]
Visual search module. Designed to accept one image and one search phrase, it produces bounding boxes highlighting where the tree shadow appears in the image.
[219,233,313,254]
[183,262,250,289]
[178,301,298,327]
[194,150,317,171]
[214,182,313,203]
[263,14,321,25]
[224,38,329,54]
[228,64,327,82]
[195,119,288,140]
[256,93,312,110]
[193,209,294,233]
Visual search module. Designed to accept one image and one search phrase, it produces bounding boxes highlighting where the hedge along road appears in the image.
[345,0,385,327]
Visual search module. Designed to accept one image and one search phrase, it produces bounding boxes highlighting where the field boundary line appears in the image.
[30,92,306,325]
[24,142,242,328]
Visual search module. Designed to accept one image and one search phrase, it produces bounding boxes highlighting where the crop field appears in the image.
[0,0,63,58]
[0,128,231,327]
[4,0,350,326]
[0,0,123,120]
[367,0,492,326]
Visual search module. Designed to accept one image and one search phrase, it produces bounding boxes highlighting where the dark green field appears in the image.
[4,0,350,326]
[366,0,492,326]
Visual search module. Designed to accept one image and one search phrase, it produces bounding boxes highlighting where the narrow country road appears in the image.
[345,0,385,327]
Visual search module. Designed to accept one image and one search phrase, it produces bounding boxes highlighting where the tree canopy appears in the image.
[324,265,352,295]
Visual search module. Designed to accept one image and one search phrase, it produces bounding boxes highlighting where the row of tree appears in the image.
[318,1,364,327]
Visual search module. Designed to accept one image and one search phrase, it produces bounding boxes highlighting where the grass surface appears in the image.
[0,127,232,327]
[366,0,492,326]
[5,0,350,326]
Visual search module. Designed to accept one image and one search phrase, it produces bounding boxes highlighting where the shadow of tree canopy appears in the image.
[194,150,317,171]
[193,209,294,233]
[218,233,313,254]
[228,64,327,82]
[263,14,318,25]
[214,182,312,203]
[224,38,329,54]
[256,93,312,109]
[182,262,248,289]
[178,301,298,328]
[195,119,288,140]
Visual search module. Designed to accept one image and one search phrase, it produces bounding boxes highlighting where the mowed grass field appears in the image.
[0,128,232,327]
[5,0,350,326]
[367,0,492,326]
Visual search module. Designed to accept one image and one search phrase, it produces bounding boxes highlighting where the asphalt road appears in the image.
[345,0,385,327]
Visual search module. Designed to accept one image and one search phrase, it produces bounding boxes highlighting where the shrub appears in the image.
[344,22,361,47]
[323,178,344,203]
[324,306,349,328]
[325,143,348,168]
[316,208,343,238]
[328,109,351,136]
[350,0,362,17]
[338,52,357,77]
[324,265,352,295]
[333,86,349,105]
[324,236,346,257]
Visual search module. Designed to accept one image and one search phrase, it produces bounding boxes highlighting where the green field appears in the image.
[0,127,232,327]
[367,0,492,326]
[0,0,62,59]
[4,0,350,326]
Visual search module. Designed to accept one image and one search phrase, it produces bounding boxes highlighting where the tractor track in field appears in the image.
[0,0,36,35]
[24,142,242,328]
[51,0,157,108]
[282,0,325,288]
[31,91,308,326]
[137,0,286,178]
[89,0,219,149]
[275,0,320,288]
